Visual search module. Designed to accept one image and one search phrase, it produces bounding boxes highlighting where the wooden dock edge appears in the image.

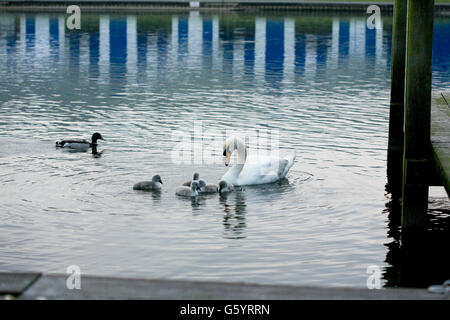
[0,272,447,300]
[431,93,450,196]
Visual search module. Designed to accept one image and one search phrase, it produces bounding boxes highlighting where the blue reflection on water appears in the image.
[3,13,449,89]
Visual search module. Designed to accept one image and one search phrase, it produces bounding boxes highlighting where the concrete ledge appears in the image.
[0,272,41,297]
[0,272,441,300]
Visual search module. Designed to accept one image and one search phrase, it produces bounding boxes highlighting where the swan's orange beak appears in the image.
[225,151,231,166]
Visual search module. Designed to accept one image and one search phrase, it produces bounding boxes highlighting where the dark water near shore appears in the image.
[0,11,449,288]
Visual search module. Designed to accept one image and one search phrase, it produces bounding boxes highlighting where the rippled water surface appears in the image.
[0,11,449,287]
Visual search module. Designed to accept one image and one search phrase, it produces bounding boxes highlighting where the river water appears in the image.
[0,11,449,288]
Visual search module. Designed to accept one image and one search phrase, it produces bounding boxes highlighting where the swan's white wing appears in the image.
[236,155,288,185]
[222,154,296,186]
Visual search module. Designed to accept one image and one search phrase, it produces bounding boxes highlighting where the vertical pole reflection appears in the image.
[137,16,149,82]
[338,20,349,65]
[170,15,178,63]
[68,27,81,76]
[178,16,188,60]
[19,15,26,57]
[243,18,255,78]
[212,16,219,68]
[316,35,328,70]
[126,15,137,82]
[283,18,295,82]
[188,12,202,67]
[365,19,376,65]
[202,17,213,68]
[99,15,110,83]
[58,16,65,59]
[349,19,365,60]
[157,26,169,71]
[265,19,284,89]
[375,19,384,67]
[220,16,234,77]
[25,16,35,53]
[294,22,306,76]
[49,17,59,56]
[89,22,100,78]
[109,17,127,91]
[304,34,316,79]
[329,18,340,70]
[35,15,49,58]
[254,17,266,80]
[5,16,19,55]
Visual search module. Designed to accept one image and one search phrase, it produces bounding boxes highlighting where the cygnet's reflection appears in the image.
[151,189,162,202]
[220,190,247,239]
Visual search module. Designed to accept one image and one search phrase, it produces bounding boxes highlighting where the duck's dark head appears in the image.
[91,132,105,144]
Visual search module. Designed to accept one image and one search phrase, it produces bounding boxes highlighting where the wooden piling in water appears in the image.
[402,0,435,231]
[387,0,408,198]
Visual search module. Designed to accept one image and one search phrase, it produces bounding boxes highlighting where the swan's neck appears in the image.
[228,163,244,180]
[228,138,247,178]
[236,140,247,165]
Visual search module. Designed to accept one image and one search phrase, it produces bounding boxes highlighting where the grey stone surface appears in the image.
[18,273,444,300]
[0,272,41,295]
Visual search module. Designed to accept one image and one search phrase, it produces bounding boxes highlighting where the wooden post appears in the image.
[402,0,434,231]
[387,0,407,198]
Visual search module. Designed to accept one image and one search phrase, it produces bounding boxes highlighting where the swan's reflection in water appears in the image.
[218,178,295,239]
[190,196,202,210]
[185,178,296,239]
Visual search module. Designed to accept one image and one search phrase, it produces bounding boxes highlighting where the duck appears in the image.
[221,136,295,186]
[176,181,201,197]
[56,132,105,151]
[133,175,163,191]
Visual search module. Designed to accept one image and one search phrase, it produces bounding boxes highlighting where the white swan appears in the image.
[221,136,295,186]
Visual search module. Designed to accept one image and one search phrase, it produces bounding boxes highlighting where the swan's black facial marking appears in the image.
[223,149,227,157]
